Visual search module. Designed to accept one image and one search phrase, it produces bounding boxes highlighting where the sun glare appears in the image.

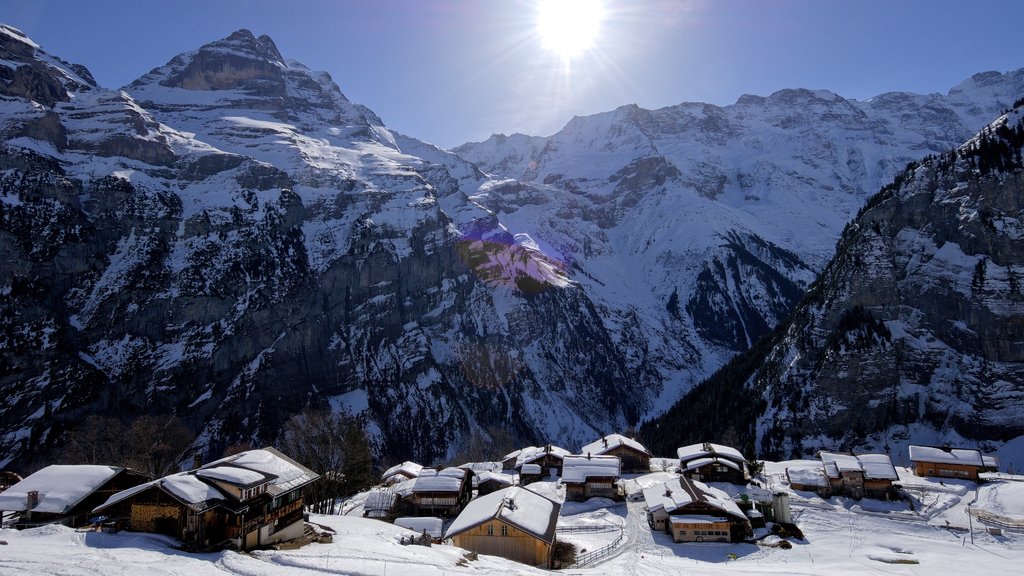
[537,0,605,59]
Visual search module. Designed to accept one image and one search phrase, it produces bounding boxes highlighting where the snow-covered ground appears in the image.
[3,470,1023,575]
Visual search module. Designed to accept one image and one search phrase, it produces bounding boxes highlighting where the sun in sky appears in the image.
[536,0,606,59]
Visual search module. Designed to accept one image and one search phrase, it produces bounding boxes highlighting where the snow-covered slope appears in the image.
[643,105,1024,459]
[455,75,1024,409]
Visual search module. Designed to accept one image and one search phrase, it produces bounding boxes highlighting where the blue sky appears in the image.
[3,0,1023,148]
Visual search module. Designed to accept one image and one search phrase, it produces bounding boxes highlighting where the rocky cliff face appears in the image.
[643,107,1024,460]
[0,26,648,468]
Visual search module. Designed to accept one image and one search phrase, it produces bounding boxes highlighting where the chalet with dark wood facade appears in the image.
[580,434,651,474]
[94,447,318,551]
[786,452,898,499]
[642,476,751,543]
[476,472,515,496]
[501,445,570,477]
[405,467,473,517]
[561,454,621,502]
[0,465,150,529]
[677,442,749,484]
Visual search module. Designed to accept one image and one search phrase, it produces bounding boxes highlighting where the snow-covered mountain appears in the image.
[0,27,648,467]
[642,105,1024,459]
[455,74,1024,405]
[2,22,1022,469]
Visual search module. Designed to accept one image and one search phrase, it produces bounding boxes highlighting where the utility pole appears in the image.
[967,505,974,544]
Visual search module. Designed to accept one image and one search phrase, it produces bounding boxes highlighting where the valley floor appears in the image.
[2,466,1022,575]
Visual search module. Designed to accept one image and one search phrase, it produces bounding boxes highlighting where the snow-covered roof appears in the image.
[96,472,226,513]
[508,445,570,468]
[682,457,741,472]
[642,477,746,522]
[195,466,269,487]
[0,465,125,514]
[819,452,898,480]
[364,488,397,512]
[412,468,467,493]
[561,455,621,483]
[395,516,443,538]
[677,443,746,464]
[203,447,318,496]
[521,463,542,475]
[476,471,514,486]
[392,478,417,498]
[382,461,423,481]
[909,445,985,467]
[983,455,999,468]
[786,466,829,487]
[669,515,732,525]
[580,434,651,457]
[445,486,560,542]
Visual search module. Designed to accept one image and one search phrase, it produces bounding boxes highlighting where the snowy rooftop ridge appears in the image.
[505,444,571,468]
[445,486,560,542]
[580,434,651,457]
[642,476,746,522]
[819,452,898,480]
[561,455,621,483]
[412,468,468,493]
[677,442,746,464]
[0,465,125,514]
[201,447,318,496]
[909,445,986,467]
[382,461,423,482]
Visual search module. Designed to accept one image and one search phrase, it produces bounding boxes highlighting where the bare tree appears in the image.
[277,409,374,514]
[60,414,194,477]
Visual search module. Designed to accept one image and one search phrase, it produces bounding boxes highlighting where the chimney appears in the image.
[602,437,608,448]
[941,444,952,453]
[587,452,591,460]
[26,490,39,510]
[703,442,712,452]
[664,487,673,497]
[193,453,203,469]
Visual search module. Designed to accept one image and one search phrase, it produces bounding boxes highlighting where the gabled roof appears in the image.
[201,447,318,496]
[682,457,742,472]
[0,465,128,514]
[507,445,571,468]
[677,443,746,464]
[382,461,423,481]
[580,434,651,457]
[642,476,746,523]
[96,472,225,513]
[786,466,829,488]
[476,471,515,486]
[561,455,621,483]
[412,468,467,493]
[908,445,985,467]
[445,486,560,543]
[196,466,272,488]
[820,452,898,480]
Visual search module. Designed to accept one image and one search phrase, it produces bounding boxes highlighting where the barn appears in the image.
[445,486,561,568]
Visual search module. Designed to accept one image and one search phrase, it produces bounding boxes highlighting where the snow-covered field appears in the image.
[3,469,1023,575]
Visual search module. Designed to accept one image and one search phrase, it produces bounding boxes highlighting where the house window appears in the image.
[487,524,494,535]
[501,525,509,536]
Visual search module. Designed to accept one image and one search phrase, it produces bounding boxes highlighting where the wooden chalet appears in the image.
[445,486,561,568]
[476,471,515,496]
[580,434,651,474]
[0,465,150,529]
[677,442,749,484]
[501,445,571,477]
[786,452,899,499]
[642,476,752,543]
[405,467,473,517]
[909,445,992,481]
[94,447,318,551]
[561,454,621,502]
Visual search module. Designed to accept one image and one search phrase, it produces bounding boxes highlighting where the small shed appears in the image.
[580,434,652,474]
[476,472,515,496]
[446,486,561,568]
[363,487,398,519]
[561,455,621,502]
[395,516,444,540]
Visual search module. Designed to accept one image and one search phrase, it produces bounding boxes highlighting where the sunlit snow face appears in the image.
[536,0,606,59]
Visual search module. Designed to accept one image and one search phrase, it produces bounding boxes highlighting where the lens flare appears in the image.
[537,0,605,59]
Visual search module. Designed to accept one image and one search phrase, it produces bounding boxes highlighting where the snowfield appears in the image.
[3,471,1023,575]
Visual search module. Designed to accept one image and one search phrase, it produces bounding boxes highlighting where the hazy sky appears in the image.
[3,0,1023,148]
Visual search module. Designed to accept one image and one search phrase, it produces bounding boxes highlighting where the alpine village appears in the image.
[1,5,1024,576]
